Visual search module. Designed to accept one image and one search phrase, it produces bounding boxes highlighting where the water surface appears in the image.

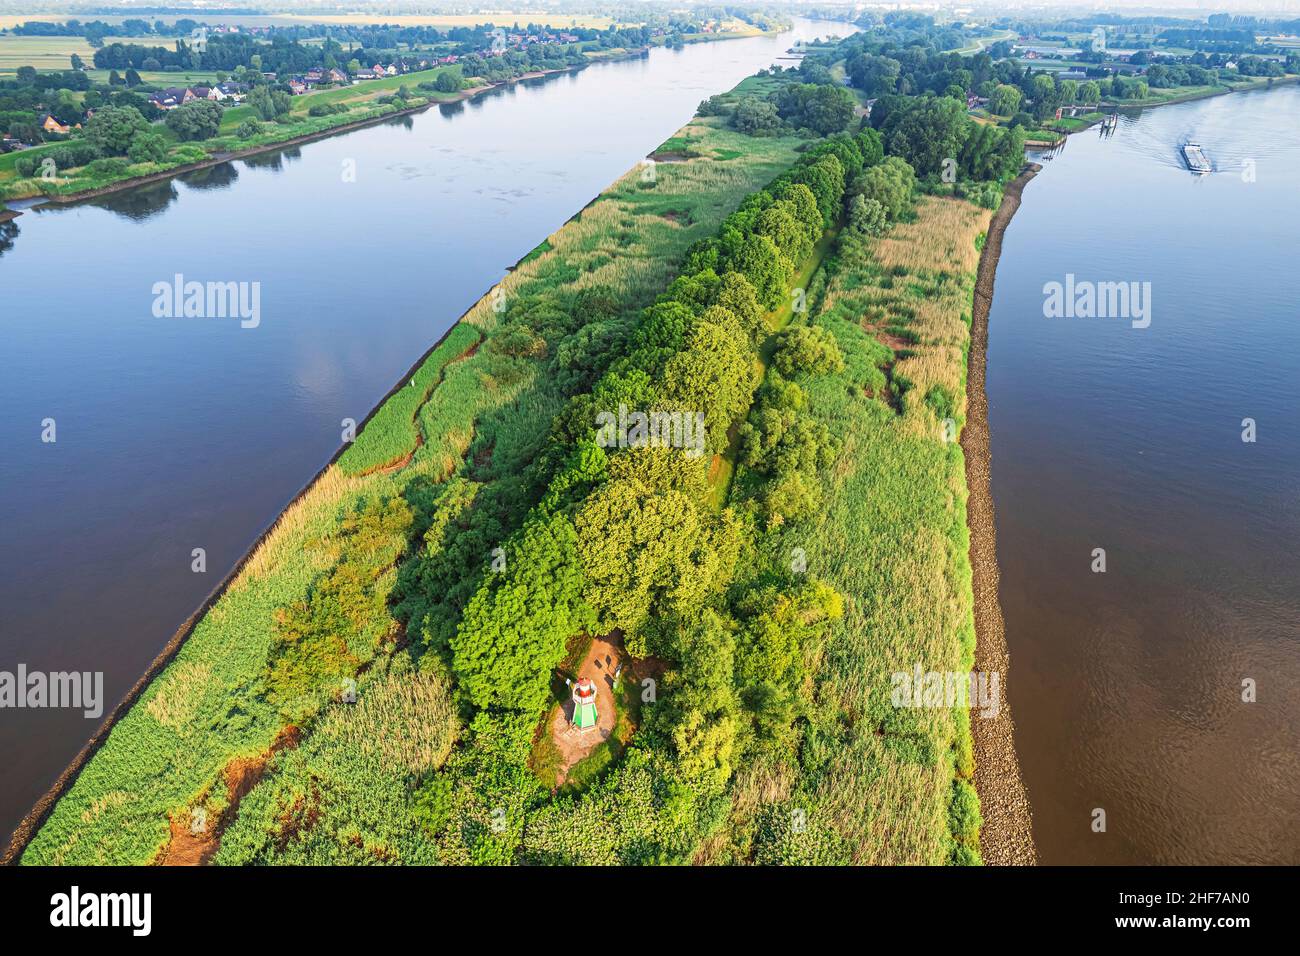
[987,82,1300,864]
[0,19,854,842]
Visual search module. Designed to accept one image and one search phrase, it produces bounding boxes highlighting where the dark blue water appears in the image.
[0,19,855,843]
[987,82,1300,864]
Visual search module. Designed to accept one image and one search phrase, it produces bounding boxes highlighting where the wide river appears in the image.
[0,18,855,844]
[988,82,1300,864]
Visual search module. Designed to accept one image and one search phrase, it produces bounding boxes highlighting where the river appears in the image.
[0,18,855,844]
[988,82,1300,864]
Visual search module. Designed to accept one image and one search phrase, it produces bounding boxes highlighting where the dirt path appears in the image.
[154,725,301,866]
[548,636,622,784]
[962,163,1040,866]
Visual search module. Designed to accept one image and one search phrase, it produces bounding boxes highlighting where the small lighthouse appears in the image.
[571,677,598,730]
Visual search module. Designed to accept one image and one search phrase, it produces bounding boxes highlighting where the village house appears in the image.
[146,87,201,110]
[38,113,71,135]
[216,81,248,102]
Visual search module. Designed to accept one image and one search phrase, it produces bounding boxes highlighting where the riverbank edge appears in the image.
[0,232,510,864]
[3,26,783,210]
[1101,73,1299,112]
[1017,74,1299,147]
[2,54,648,209]
[963,162,1040,867]
[0,50,801,862]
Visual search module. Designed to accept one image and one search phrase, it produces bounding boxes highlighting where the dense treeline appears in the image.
[20,37,1022,863]
[413,131,886,862]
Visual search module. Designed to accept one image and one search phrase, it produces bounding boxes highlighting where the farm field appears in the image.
[0,13,624,30]
[0,33,162,73]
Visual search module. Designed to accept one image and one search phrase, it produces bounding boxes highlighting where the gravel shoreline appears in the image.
[963,162,1040,866]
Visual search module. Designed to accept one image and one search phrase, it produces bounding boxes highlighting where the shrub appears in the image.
[127,130,168,164]
[850,155,915,223]
[948,778,982,846]
[848,194,887,235]
[697,93,729,116]
[308,102,349,117]
[83,157,129,177]
[265,494,413,708]
[772,325,845,378]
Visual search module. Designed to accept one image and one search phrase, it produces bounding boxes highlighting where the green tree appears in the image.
[959,122,1025,182]
[850,155,915,222]
[127,130,168,163]
[451,512,593,713]
[83,105,148,155]
[848,194,887,236]
[989,83,1022,116]
[771,325,845,377]
[847,53,901,96]
[660,306,761,453]
[248,85,291,121]
[1031,73,1060,120]
[772,83,856,135]
[576,460,741,650]
[732,96,782,135]
[728,233,794,310]
[882,96,969,177]
[164,99,222,140]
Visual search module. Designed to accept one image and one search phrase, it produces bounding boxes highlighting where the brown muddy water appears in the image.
[986,83,1300,864]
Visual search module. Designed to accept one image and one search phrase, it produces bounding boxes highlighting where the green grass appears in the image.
[0,34,106,72]
[779,197,991,863]
[695,197,994,864]
[21,104,809,867]
[84,69,223,85]
[337,324,482,476]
